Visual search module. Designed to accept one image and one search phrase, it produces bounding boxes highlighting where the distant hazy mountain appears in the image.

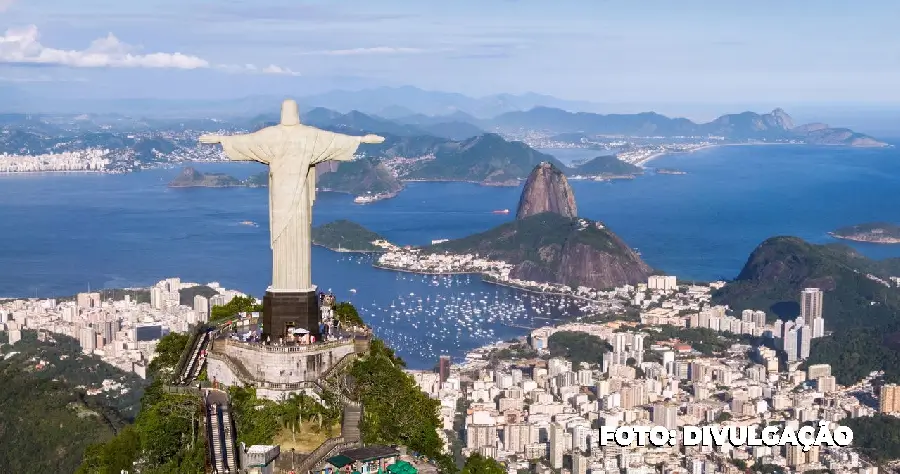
[303,107,427,137]
[487,107,887,146]
[298,86,604,118]
[404,133,567,185]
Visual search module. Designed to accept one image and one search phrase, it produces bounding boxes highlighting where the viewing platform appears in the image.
[206,330,371,401]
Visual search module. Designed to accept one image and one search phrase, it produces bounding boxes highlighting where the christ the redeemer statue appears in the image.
[199,99,383,338]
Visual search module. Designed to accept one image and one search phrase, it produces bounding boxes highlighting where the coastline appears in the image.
[372,261,610,303]
[633,142,804,167]
[401,178,521,187]
[827,232,900,245]
[312,243,386,253]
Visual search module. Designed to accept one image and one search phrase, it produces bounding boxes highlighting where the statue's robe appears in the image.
[217,124,362,291]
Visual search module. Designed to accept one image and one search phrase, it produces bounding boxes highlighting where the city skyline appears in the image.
[0,0,899,108]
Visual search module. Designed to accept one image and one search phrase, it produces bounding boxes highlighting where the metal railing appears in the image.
[295,436,362,474]
[214,337,354,354]
[173,328,202,383]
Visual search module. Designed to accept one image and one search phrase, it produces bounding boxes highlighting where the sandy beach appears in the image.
[633,142,802,167]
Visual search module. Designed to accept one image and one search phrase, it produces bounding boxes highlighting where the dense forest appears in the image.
[843,414,900,462]
[547,331,612,367]
[0,331,146,474]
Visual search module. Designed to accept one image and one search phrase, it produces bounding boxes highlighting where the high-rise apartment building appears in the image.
[881,384,900,414]
[549,422,564,469]
[801,288,823,320]
[798,325,812,360]
[572,450,589,474]
[652,403,678,430]
[807,364,832,379]
[801,288,825,338]
[79,325,96,354]
[150,287,164,310]
[465,424,496,450]
[193,295,209,317]
[816,376,837,393]
[76,292,101,309]
[783,327,799,362]
[503,423,534,454]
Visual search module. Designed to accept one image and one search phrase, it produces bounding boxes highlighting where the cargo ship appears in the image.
[492,209,510,214]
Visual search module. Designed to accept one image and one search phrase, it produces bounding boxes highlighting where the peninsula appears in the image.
[830,222,900,244]
[311,220,394,252]
[378,162,652,290]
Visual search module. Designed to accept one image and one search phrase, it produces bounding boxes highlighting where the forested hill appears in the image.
[0,331,146,474]
[713,236,900,385]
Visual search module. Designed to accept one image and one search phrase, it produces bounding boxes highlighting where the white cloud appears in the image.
[300,46,428,56]
[262,64,301,76]
[0,25,209,69]
[0,25,300,75]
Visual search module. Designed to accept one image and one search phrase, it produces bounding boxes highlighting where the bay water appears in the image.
[2,143,899,367]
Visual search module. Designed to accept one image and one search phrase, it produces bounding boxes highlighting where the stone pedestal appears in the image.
[262,290,321,341]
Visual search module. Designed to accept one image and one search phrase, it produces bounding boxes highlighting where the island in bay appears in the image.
[167,166,266,188]
[311,219,393,252]
[830,222,900,244]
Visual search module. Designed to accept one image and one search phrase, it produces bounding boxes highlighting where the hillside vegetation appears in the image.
[574,155,642,176]
[312,220,389,252]
[406,134,568,184]
[318,157,403,195]
[0,331,146,474]
[714,236,900,384]
[427,212,651,289]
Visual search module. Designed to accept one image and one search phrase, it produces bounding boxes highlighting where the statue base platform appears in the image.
[262,289,321,341]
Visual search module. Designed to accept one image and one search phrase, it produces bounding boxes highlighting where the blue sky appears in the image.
[0,0,898,106]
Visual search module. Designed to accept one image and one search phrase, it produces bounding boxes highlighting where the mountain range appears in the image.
[217,104,891,147]
[0,85,606,119]
[0,100,887,193]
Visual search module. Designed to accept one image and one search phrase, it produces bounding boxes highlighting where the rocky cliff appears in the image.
[516,162,578,219]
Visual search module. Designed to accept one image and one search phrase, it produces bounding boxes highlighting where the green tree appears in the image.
[78,332,205,474]
[461,453,505,474]
[547,331,612,367]
[349,338,454,472]
[210,295,263,323]
[334,302,365,327]
[148,333,190,380]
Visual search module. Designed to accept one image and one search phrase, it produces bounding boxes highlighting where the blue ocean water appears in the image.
[2,143,899,367]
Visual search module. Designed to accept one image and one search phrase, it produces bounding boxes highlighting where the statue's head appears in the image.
[280,99,301,126]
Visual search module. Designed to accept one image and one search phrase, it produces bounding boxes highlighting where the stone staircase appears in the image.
[221,408,238,472]
[207,405,227,473]
[342,404,362,442]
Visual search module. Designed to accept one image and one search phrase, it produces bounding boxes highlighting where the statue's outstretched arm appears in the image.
[199,132,272,164]
[360,134,385,144]
[307,130,385,165]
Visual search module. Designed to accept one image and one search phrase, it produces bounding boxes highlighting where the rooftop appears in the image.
[327,445,400,467]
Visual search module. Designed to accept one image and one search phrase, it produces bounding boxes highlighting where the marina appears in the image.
[333,254,588,367]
